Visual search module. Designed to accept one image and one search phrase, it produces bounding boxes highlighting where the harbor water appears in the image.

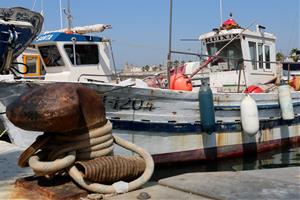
[0,132,299,182]
[151,144,300,181]
[1,129,299,181]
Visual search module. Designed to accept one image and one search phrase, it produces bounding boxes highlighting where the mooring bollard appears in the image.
[7,83,154,197]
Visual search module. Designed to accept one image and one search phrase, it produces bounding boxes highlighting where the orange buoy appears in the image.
[244,85,264,93]
[289,76,300,91]
[64,30,74,34]
[170,73,193,91]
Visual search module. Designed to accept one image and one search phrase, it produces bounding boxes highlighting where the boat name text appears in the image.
[204,34,239,43]
[103,96,153,111]
[36,34,54,42]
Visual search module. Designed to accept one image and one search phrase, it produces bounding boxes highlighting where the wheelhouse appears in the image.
[198,18,277,92]
[33,32,113,82]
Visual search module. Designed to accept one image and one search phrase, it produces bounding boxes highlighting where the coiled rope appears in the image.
[18,120,154,194]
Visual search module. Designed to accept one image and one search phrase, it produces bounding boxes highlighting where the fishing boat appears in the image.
[32,24,114,83]
[0,6,117,147]
[1,7,300,163]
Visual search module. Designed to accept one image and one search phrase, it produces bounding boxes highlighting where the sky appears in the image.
[0,0,299,69]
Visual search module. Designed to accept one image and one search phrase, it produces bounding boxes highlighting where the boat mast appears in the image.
[63,0,73,30]
[219,0,223,26]
[167,0,173,88]
[59,0,63,29]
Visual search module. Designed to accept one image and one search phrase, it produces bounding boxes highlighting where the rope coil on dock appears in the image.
[18,121,154,194]
[7,83,154,194]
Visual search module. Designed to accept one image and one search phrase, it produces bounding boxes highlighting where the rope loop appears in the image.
[20,120,154,194]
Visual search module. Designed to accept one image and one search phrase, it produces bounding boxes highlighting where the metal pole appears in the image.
[67,0,72,30]
[63,0,73,30]
[287,63,290,83]
[219,0,223,26]
[41,0,44,32]
[109,40,119,83]
[41,0,44,16]
[59,0,63,29]
[72,37,77,65]
[237,64,242,93]
[167,0,173,88]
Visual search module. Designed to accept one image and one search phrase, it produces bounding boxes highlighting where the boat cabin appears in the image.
[194,17,277,92]
[33,31,113,82]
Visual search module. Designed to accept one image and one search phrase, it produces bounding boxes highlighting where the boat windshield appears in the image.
[206,39,242,70]
[64,44,99,66]
[38,45,64,67]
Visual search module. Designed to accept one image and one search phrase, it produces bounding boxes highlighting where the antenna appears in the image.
[40,0,44,16]
[219,0,223,26]
[41,0,44,32]
[32,0,37,10]
[180,39,200,41]
[63,0,73,30]
[60,0,63,29]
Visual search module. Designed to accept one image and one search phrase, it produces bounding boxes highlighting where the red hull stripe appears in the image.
[153,136,300,164]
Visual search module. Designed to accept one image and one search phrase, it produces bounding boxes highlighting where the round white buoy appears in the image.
[240,95,259,136]
[278,84,294,120]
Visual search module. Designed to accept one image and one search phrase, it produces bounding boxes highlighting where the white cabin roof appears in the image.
[199,28,276,42]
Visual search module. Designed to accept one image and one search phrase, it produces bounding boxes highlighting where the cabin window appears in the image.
[64,44,99,65]
[23,55,37,73]
[206,39,242,70]
[265,45,270,69]
[248,42,257,70]
[258,43,263,69]
[38,45,64,67]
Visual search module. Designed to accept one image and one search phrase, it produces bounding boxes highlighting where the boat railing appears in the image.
[77,73,167,82]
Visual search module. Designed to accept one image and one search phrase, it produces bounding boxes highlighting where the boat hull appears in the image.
[1,80,300,163]
[113,125,300,163]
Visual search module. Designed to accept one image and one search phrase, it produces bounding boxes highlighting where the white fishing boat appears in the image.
[1,7,299,163]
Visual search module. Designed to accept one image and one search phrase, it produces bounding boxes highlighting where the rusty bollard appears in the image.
[6,83,107,132]
[6,83,151,196]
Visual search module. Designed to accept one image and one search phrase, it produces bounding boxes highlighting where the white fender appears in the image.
[278,85,294,120]
[240,95,259,136]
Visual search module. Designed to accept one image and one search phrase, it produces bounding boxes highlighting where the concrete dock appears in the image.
[110,167,300,200]
[0,140,299,200]
[0,141,32,199]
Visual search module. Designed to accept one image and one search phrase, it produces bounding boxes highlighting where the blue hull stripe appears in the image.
[110,116,300,133]
[215,102,300,111]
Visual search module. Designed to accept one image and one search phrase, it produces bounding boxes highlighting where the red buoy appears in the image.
[221,15,240,30]
[170,73,193,91]
[244,85,264,93]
